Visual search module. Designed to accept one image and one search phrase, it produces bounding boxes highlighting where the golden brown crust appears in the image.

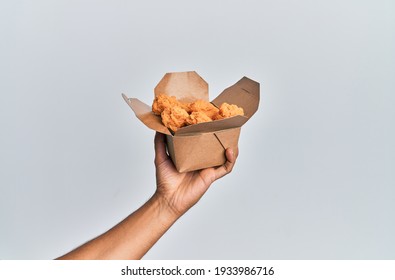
[152,95,244,132]
[217,102,244,119]
[152,94,181,115]
[160,106,189,132]
[186,111,212,125]
[189,100,219,119]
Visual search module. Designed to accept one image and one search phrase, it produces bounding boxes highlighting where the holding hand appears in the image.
[153,132,238,217]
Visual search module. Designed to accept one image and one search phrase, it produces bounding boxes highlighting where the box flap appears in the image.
[154,71,208,103]
[122,94,171,135]
[174,115,248,135]
[212,76,259,118]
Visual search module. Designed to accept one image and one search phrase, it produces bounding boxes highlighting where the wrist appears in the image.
[150,192,182,224]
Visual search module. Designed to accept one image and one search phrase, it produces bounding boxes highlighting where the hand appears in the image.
[153,132,238,217]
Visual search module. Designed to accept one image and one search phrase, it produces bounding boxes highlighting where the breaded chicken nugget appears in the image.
[152,94,180,115]
[160,106,189,132]
[189,100,219,119]
[179,102,192,113]
[186,111,212,125]
[152,94,245,131]
[217,102,244,119]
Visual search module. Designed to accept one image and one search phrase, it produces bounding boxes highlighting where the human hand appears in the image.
[153,132,238,218]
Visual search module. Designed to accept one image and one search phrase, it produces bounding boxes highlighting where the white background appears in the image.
[1,0,394,259]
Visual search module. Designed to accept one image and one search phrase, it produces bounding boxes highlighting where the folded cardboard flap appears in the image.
[212,76,259,118]
[174,115,247,135]
[122,94,171,135]
[154,71,208,103]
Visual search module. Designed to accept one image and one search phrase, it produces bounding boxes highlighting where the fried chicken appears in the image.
[160,106,189,132]
[217,102,244,119]
[186,111,212,125]
[152,95,244,132]
[188,100,219,119]
[152,94,181,115]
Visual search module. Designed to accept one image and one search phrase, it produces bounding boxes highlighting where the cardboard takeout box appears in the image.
[122,71,260,172]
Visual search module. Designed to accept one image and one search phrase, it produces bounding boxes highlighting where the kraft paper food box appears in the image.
[122,71,260,172]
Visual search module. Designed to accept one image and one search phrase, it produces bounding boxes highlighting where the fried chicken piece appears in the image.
[189,100,219,119]
[179,102,192,113]
[186,111,212,125]
[152,94,180,115]
[152,94,244,131]
[160,106,189,132]
[216,102,244,119]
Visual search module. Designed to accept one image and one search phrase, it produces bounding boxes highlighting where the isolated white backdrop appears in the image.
[1,0,394,259]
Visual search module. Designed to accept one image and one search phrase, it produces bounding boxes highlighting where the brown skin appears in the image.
[57,132,238,260]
